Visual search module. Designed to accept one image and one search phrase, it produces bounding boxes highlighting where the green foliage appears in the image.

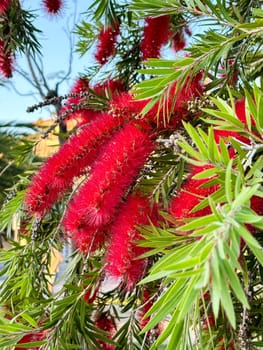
[0,0,263,349]
[136,89,263,349]
[0,3,41,55]
[0,125,37,207]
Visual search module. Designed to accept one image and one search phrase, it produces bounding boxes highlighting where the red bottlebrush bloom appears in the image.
[95,22,120,65]
[63,210,110,252]
[42,0,63,14]
[0,0,11,14]
[110,72,203,129]
[170,165,218,221]
[94,312,116,350]
[15,331,46,349]
[202,314,216,330]
[141,15,171,60]
[165,71,204,124]
[172,31,186,52]
[105,195,157,288]
[72,226,106,253]
[93,78,125,98]
[25,113,123,217]
[251,196,263,217]
[110,92,144,119]
[63,124,155,230]
[0,40,13,78]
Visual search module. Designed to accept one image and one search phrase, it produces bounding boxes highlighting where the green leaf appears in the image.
[225,159,234,204]
[232,185,259,210]
[219,265,236,328]
[142,279,186,332]
[183,123,208,158]
[234,225,262,250]
[221,260,249,308]
[12,340,46,348]
[166,320,184,350]
[177,214,217,231]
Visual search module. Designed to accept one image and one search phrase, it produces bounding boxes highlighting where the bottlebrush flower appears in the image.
[105,195,158,288]
[63,211,110,253]
[95,22,120,65]
[0,0,11,14]
[251,196,263,217]
[0,40,13,78]
[42,0,63,14]
[202,314,216,330]
[25,113,123,217]
[170,165,218,221]
[110,72,203,129]
[62,124,155,232]
[93,78,125,98]
[172,31,186,52]
[141,16,171,60]
[94,312,116,350]
[15,331,46,349]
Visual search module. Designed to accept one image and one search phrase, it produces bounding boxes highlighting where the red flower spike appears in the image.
[63,215,109,253]
[93,78,125,98]
[0,0,11,14]
[25,113,123,217]
[202,314,216,330]
[15,331,46,350]
[63,124,155,231]
[170,165,218,221]
[42,0,63,14]
[95,22,120,65]
[141,16,171,60]
[105,195,158,288]
[172,31,186,52]
[110,72,203,129]
[0,40,14,78]
[94,312,116,350]
[251,196,263,217]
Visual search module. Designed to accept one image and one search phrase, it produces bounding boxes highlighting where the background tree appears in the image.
[0,0,262,349]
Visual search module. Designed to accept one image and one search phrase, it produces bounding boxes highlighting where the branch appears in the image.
[7,80,39,98]
[26,50,46,99]
[30,53,50,92]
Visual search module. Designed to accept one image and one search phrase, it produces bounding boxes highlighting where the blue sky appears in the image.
[1,0,93,125]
